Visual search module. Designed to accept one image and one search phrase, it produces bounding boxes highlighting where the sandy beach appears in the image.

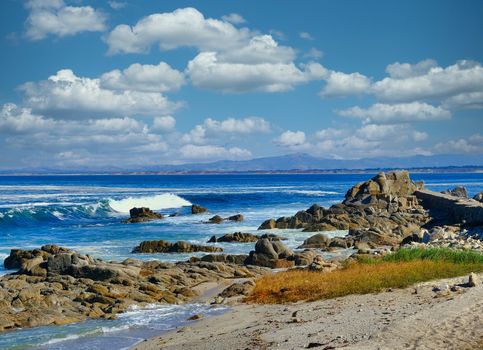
[133,273,483,350]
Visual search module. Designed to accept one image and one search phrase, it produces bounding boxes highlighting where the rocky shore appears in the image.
[1,169,482,342]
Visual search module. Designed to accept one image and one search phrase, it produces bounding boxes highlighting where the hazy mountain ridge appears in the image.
[1,153,482,175]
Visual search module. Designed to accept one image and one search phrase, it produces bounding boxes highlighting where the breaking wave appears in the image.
[107,194,192,213]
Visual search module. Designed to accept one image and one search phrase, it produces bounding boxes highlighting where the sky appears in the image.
[0,0,482,170]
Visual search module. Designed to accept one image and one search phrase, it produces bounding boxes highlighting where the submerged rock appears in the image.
[123,207,164,223]
[132,240,223,253]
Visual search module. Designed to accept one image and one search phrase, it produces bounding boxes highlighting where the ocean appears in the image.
[0,172,482,349]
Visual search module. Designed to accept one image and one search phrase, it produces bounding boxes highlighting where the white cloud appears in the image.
[221,13,246,24]
[105,7,251,54]
[0,103,56,133]
[385,59,438,79]
[152,116,176,132]
[321,71,371,97]
[187,52,326,92]
[100,62,185,93]
[434,134,483,154]
[179,144,251,160]
[443,91,483,109]
[20,69,179,118]
[181,125,207,144]
[25,0,106,40]
[218,35,295,64]
[108,1,127,10]
[373,60,483,103]
[338,102,451,123]
[203,117,270,133]
[315,127,348,139]
[304,47,323,60]
[299,32,314,40]
[274,130,310,150]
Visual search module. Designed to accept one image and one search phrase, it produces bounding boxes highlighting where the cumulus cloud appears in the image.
[321,71,371,97]
[25,0,106,40]
[299,32,314,40]
[304,47,324,60]
[274,130,310,150]
[373,60,483,104]
[100,62,185,93]
[20,69,179,118]
[179,144,251,160]
[108,1,127,10]
[221,13,246,24]
[434,133,483,154]
[203,117,270,133]
[312,122,431,159]
[152,116,176,132]
[187,52,326,92]
[338,102,451,123]
[105,7,251,54]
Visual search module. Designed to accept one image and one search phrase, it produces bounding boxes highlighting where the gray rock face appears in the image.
[124,207,164,223]
[132,240,223,254]
[442,186,468,198]
[473,192,483,203]
[298,233,331,249]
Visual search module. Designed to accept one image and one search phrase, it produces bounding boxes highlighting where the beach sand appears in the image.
[132,273,482,350]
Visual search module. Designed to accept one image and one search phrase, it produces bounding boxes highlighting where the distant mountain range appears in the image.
[2,153,483,175]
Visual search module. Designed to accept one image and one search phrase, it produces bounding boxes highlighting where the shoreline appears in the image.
[133,273,483,350]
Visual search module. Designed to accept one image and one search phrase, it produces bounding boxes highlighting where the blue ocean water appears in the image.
[0,173,482,349]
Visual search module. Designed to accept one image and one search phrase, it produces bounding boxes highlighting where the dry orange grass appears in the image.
[247,260,483,304]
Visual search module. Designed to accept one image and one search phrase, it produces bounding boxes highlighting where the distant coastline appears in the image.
[0,166,482,176]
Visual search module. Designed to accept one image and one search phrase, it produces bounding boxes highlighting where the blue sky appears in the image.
[0,0,482,169]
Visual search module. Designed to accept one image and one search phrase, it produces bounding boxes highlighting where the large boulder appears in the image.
[245,239,294,268]
[298,233,331,249]
[473,192,483,203]
[124,207,163,223]
[133,240,223,253]
[227,214,244,222]
[442,186,468,198]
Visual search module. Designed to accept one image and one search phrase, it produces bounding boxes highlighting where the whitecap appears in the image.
[108,194,191,213]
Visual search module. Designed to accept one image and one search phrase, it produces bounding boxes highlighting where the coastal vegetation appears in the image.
[247,248,483,304]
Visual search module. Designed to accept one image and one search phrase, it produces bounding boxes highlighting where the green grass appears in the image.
[248,248,483,304]
[361,247,483,265]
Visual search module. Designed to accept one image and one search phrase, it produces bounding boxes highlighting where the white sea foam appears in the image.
[108,194,191,213]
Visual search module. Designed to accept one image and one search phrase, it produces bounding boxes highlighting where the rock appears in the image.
[191,204,208,214]
[307,255,338,272]
[298,233,331,249]
[468,272,480,287]
[245,239,294,268]
[292,250,317,266]
[132,240,223,254]
[473,192,483,203]
[258,219,276,230]
[208,215,224,224]
[200,254,248,265]
[259,233,287,241]
[124,207,163,223]
[0,245,269,332]
[187,314,203,320]
[219,281,255,298]
[207,232,259,243]
[442,186,468,198]
[227,214,244,222]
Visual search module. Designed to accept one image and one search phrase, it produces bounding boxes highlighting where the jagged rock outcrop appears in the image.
[191,204,208,214]
[441,186,468,198]
[258,171,430,247]
[123,207,164,223]
[133,240,223,254]
[208,232,260,243]
[0,245,267,332]
[474,192,483,203]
